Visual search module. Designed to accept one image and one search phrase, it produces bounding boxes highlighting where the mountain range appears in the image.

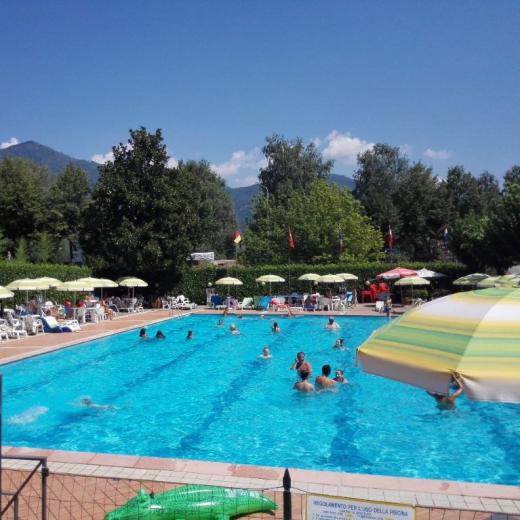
[0,140,355,228]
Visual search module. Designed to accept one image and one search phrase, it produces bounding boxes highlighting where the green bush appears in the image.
[177,261,467,304]
[0,260,91,304]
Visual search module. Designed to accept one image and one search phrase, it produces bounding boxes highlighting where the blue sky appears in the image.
[1,1,519,186]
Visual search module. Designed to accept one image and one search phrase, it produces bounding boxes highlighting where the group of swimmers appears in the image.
[139,328,166,339]
[290,351,347,393]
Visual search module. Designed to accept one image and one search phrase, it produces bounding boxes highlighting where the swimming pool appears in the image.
[2,315,519,485]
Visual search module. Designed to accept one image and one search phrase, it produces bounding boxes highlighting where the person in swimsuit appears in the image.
[334,338,345,350]
[333,369,348,384]
[156,330,166,339]
[230,324,240,335]
[139,328,148,339]
[326,317,340,330]
[315,364,336,390]
[81,397,115,411]
[186,330,193,340]
[259,346,271,359]
[290,352,312,376]
[294,370,314,393]
[427,372,464,410]
[272,322,280,333]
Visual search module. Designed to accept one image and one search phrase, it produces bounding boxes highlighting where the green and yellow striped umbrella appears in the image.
[357,287,520,403]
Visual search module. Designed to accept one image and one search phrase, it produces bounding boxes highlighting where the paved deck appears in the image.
[1,307,519,517]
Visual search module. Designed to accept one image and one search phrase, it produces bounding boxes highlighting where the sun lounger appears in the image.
[41,316,80,333]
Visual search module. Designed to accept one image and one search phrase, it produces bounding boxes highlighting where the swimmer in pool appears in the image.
[139,328,148,339]
[325,317,340,330]
[294,370,314,393]
[259,346,272,359]
[217,318,224,326]
[315,364,336,390]
[272,322,280,333]
[156,330,166,339]
[334,338,345,350]
[186,330,193,340]
[290,351,312,376]
[333,369,348,384]
[230,324,240,335]
[427,372,464,410]
[81,397,116,411]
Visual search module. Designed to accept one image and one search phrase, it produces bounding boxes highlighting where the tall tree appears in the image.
[486,165,520,271]
[47,164,91,247]
[353,144,408,239]
[175,160,236,257]
[0,158,49,241]
[258,135,333,202]
[444,166,482,220]
[81,128,235,284]
[244,180,382,264]
[393,162,448,260]
[33,231,54,263]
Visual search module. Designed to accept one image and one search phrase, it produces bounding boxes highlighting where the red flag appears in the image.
[288,228,295,249]
[386,226,393,249]
[233,230,242,244]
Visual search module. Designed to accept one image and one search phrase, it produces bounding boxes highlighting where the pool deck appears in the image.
[1,307,519,516]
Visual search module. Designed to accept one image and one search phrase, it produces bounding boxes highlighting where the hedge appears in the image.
[0,260,91,304]
[177,261,467,304]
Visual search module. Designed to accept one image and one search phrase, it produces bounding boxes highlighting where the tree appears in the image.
[393,162,448,260]
[258,135,333,202]
[444,166,482,220]
[81,128,236,285]
[15,237,29,262]
[175,160,236,257]
[353,144,408,238]
[33,231,54,263]
[476,171,501,214]
[0,158,49,241]
[244,180,383,264]
[47,164,91,246]
[486,165,520,271]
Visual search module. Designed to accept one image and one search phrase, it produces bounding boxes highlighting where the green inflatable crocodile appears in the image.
[105,484,278,520]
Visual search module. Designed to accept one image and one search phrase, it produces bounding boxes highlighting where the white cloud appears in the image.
[424,148,451,160]
[91,143,177,167]
[0,137,19,149]
[167,156,178,168]
[91,151,115,164]
[211,148,265,186]
[322,131,374,164]
[399,144,413,156]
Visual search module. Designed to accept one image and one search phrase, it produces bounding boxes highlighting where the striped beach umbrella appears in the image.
[357,287,520,403]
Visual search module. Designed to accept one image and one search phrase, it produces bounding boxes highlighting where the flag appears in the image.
[288,228,295,249]
[339,231,344,253]
[386,226,393,249]
[233,230,242,244]
[443,226,449,245]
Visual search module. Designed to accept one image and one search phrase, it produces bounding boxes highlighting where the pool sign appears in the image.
[306,495,415,520]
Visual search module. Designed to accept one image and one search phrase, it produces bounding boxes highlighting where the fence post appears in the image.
[41,459,49,520]
[283,468,292,520]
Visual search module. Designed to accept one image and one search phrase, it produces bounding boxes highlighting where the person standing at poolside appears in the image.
[315,364,336,390]
[294,370,314,393]
[427,372,464,410]
[290,352,312,376]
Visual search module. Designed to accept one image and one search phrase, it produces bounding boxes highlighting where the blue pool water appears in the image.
[2,315,519,485]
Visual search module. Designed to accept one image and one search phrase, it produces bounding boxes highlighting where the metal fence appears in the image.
[1,465,518,520]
